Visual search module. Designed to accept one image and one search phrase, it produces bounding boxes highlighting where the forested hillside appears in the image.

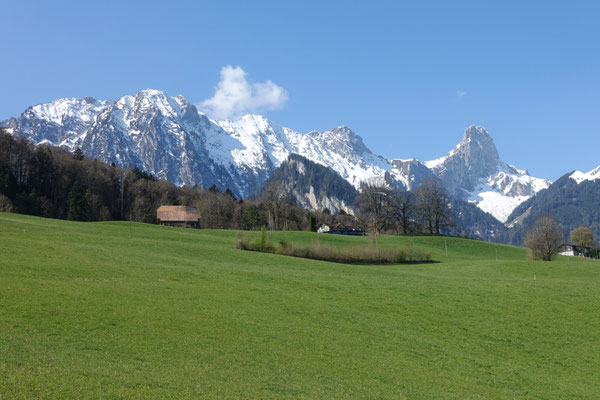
[506,173,600,244]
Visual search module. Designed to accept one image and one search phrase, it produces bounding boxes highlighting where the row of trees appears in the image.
[358,179,451,236]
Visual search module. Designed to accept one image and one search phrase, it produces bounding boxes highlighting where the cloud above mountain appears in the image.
[198,65,288,120]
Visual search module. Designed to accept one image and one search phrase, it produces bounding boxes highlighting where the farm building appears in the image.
[317,223,364,236]
[558,244,582,257]
[156,206,201,228]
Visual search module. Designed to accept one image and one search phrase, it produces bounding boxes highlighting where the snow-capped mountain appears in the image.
[570,165,600,184]
[423,126,550,222]
[1,89,550,222]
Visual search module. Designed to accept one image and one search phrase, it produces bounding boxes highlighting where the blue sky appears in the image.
[1,0,599,180]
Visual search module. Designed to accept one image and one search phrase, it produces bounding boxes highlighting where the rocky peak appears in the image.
[308,125,371,156]
[423,125,503,198]
[454,125,500,173]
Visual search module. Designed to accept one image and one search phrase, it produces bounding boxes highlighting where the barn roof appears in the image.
[156,206,200,222]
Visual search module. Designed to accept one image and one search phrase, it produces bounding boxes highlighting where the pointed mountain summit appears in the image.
[455,125,500,173]
[425,125,500,193]
[424,125,550,222]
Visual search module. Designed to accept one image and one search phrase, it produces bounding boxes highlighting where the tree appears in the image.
[261,181,290,230]
[415,178,449,234]
[240,204,263,230]
[85,189,101,221]
[570,226,595,256]
[388,189,414,234]
[308,214,317,232]
[73,147,84,161]
[67,181,88,221]
[208,184,221,194]
[358,184,390,236]
[196,190,236,229]
[524,214,564,261]
[224,187,236,199]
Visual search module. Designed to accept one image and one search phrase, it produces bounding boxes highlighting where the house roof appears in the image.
[156,206,200,222]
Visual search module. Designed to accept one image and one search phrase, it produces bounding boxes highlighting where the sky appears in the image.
[1,0,599,181]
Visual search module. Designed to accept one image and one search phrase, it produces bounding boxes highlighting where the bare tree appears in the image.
[388,189,414,235]
[358,184,390,236]
[196,190,236,229]
[524,214,564,261]
[570,226,595,256]
[415,178,449,234]
[262,181,291,230]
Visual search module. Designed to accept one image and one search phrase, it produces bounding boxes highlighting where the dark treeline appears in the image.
[0,129,198,222]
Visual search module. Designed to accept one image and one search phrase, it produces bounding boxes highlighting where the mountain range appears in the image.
[2,89,557,226]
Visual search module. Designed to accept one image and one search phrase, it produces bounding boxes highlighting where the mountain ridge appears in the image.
[1,89,551,222]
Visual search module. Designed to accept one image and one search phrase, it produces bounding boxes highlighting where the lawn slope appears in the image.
[1,213,599,399]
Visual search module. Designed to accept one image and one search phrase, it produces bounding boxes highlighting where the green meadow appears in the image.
[1,212,599,399]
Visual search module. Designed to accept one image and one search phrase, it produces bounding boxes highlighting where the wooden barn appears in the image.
[156,206,201,228]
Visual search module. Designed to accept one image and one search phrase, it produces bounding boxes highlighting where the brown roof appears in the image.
[156,206,200,222]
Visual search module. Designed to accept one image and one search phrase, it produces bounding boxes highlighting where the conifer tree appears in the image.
[68,181,88,221]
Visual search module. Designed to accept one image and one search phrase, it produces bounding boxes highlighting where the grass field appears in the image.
[1,213,599,399]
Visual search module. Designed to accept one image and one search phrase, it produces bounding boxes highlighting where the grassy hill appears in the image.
[1,213,599,399]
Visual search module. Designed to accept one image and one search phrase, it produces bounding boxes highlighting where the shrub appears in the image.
[236,233,431,265]
[0,194,14,213]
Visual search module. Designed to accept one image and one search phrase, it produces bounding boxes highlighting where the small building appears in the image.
[317,224,331,233]
[318,223,364,236]
[156,206,200,228]
[558,244,582,257]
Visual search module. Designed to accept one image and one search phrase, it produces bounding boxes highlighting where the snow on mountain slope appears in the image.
[389,158,434,190]
[1,90,551,221]
[467,163,551,222]
[3,97,112,149]
[570,165,600,184]
[218,116,392,191]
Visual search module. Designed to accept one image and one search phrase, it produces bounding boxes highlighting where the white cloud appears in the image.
[198,65,288,120]
[456,90,467,100]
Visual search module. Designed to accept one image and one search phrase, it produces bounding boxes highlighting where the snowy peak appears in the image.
[308,125,372,157]
[28,96,111,125]
[458,125,500,177]
[461,125,498,158]
[570,165,600,184]
[425,125,499,173]
[420,125,550,222]
[116,89,188,120]
[3,96,112,147]
[424,125,502,196]
[450,125,499,174]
